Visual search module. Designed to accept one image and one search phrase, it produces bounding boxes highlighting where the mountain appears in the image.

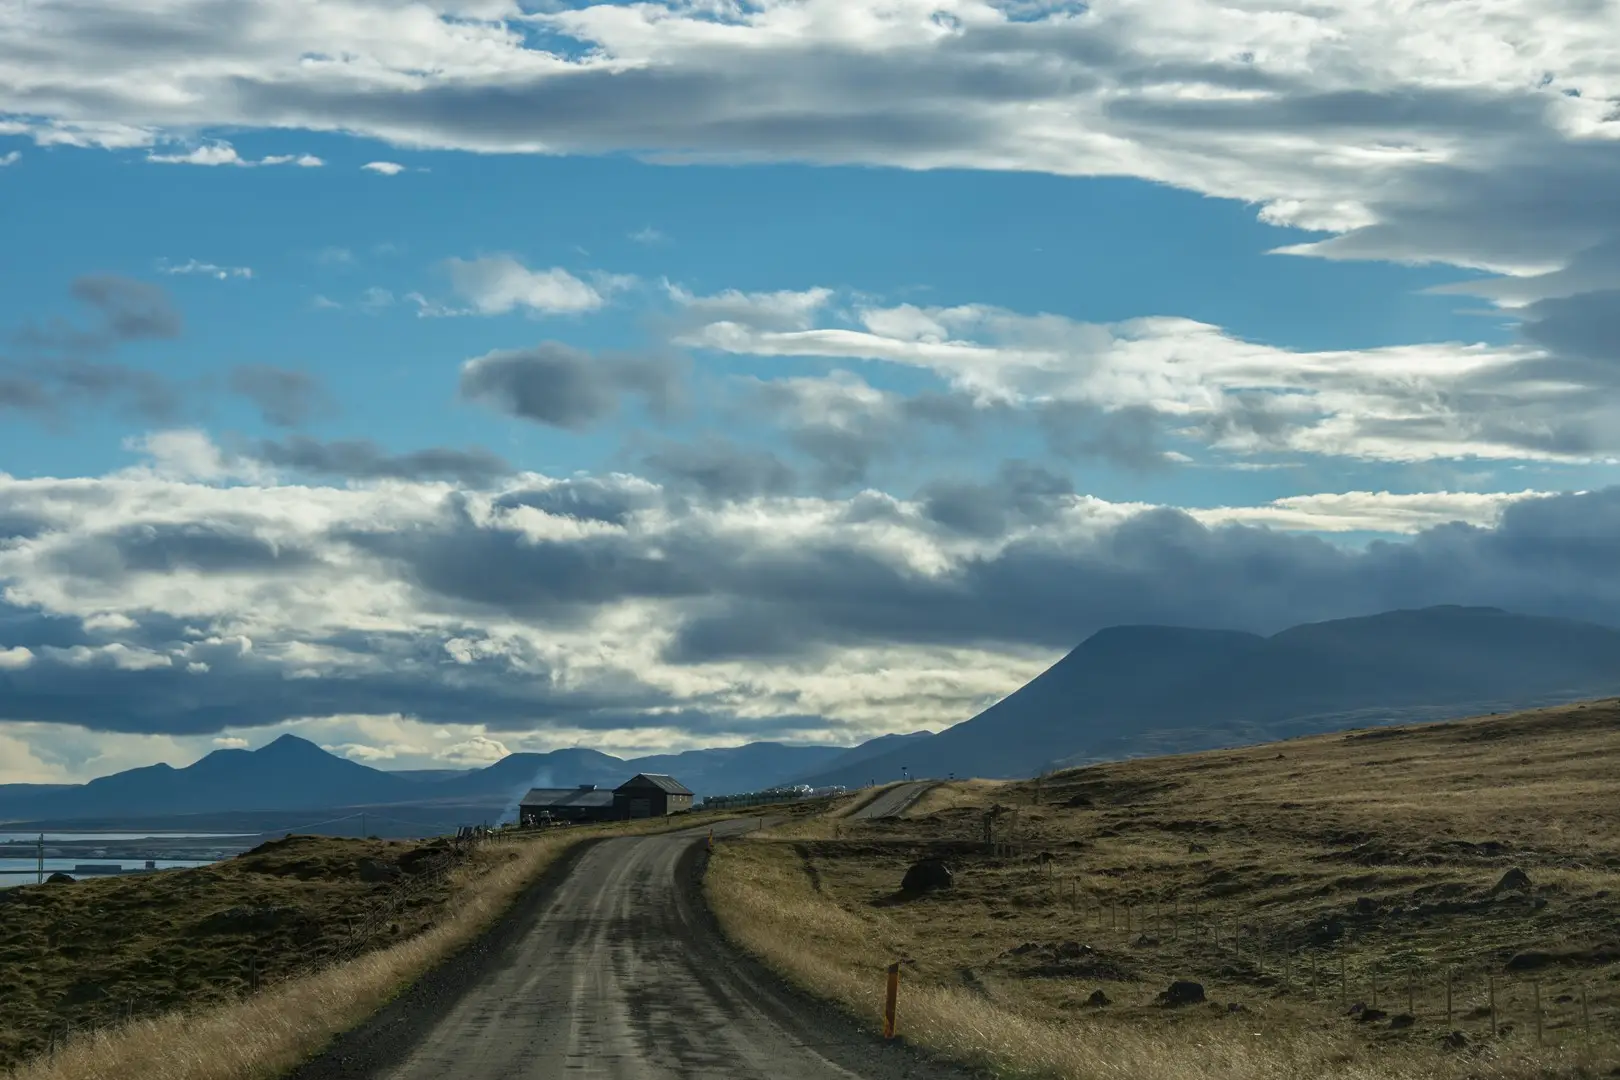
[16,734,417,819]
[809,731,935,783]
[0,735,882,826]
[797,606,1620,787]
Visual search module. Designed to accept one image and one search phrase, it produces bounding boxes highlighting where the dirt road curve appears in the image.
[290,818,976,1080]
[849,782,935,820]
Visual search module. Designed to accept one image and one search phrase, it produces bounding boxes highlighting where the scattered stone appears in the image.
[1188,842,1210,854]
[1084,989,1111,1008]
[1491,867,1533,894]
[1356,1008,1389,1024]
[1347,1002,1367,1016]
[45,872,74,884]
[1439,1031,1469,1051]
[1389,1013,1415,1030]
[1005,942,1042,957]
[1227,1002,1246,1013]
[1353,896,1380,915]
[1055,941,1086,960]
[1066,794,1094,808]
[901,858,954,893]
[1157,980,1206,1007]
[1134,934,1161,947]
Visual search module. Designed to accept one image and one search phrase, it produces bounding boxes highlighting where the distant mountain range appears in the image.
[796,605,1620,788]
[6,605,1618,831]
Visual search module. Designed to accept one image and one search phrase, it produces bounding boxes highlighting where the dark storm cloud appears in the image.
[1037,402,1173,468]
[8,483,1620,735]
[254,435,511,485]
[750,377,978,489]
[2,276,189,422]
[918,459,1074,537]
[69,275,183,342]
[458,341,685,431]
[229,365,330,427]
[46,521,317,580]
[640,437,799,499]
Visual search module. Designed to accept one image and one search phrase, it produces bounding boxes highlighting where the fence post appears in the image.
[1582,984,1590,1044]
[883,962,901,1039]
[1339,954,1347,1006]
[1488,974,1497,1038]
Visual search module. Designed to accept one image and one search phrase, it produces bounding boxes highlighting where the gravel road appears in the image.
[848,782,935,820]
[289,816,978,1080]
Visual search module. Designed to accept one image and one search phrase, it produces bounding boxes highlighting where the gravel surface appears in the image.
[285,818,982,1080]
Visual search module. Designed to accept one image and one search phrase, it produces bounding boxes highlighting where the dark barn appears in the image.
[518,784,617,824]
[613,774,694,818]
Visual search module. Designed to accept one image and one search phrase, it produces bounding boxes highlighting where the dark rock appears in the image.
[1439,1031,1469,1051]
[1356,1008,1389,1024]
[1353,896,1380,915]
[1309,916,1346,944]
[45,872,75,884]
[901,858,954,893]
[1134,934,1161,947]
[1084,989,1110,1008]
[1491,867,1532,894]
[1005,942,1043,957]
[1227,1002,1246,1013]
[1066,794,1093,808]
[1188,842,1210,854]
[1157,980,1205,1006]
[1389,1013,1415,1029]
[357,858,400,884]
[1347,1002,1366,1015]
[1055,941,1086,960]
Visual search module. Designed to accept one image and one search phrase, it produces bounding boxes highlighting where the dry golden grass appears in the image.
[5,812,725,1080]
[708,700,1620,1079]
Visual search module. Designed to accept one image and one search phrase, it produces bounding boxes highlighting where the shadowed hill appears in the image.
[798,606,1620,786]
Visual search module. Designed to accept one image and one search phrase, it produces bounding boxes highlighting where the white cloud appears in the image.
[120,429,269,483]
[362,161,406,175]
[157,258,253,280]
[212,735,249,749]
[666,282,834,332]
[0,429,1613,767]
[443,255,620,316]
[679,293,1620,465]
[629,226,667,245]
[147,141,323,167]
[0,150,19,167]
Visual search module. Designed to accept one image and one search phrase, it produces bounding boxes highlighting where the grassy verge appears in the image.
[5,813,724,1080]
[706,701,1620,1079]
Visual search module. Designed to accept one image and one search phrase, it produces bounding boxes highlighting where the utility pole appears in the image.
[37,832,44,884]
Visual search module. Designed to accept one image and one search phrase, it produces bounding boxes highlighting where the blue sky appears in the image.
[1,0,1618,781]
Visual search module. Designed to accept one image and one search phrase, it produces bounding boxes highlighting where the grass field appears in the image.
[707,700,1620,1079]
[0,809,739,1080]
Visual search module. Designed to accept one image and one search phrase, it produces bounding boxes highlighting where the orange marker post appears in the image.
[883,962,901,1039]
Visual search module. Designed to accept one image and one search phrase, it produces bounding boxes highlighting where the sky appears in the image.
[2,0,1620,783]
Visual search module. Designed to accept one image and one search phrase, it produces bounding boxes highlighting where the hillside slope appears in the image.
[800,606,1620,785]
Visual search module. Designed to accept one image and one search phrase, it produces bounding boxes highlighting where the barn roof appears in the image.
[519,787,616,809]
[616,773,693,796]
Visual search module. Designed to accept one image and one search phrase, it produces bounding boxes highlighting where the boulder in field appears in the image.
[901,858,954,893]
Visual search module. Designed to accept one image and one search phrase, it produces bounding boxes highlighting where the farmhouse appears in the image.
[613,774,694,818]
[518,784,617,825]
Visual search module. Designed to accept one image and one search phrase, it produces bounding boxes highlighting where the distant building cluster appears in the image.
[701,784,846,810]
[518,774,694,825]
